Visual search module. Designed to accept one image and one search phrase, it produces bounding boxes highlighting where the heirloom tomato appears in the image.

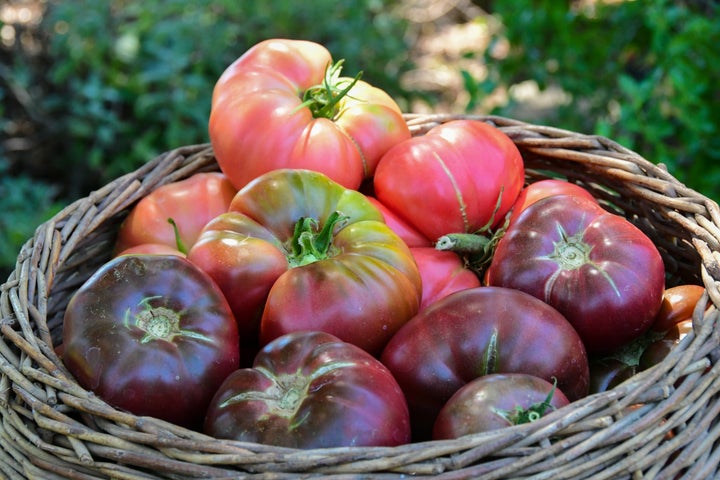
[487,194,665,354]
[114,172,237,255]
[641,284,707,371]
[62,255,240,430]
[410,247,481,310]
[508,178,597,225]
[209,38,410,190]
[650,284,706,333]
[380,286,588,440]
[204,331,411,448]
[373,119,524,243]
[187,168,422,356]
[589,285,706,393]
[366,196,432,248]
[432,373,570,439]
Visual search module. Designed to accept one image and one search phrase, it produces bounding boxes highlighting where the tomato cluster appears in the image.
[60,39,705,448]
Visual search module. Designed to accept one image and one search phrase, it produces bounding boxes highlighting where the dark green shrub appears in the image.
[34,0,410,197]
[464,0,720,198]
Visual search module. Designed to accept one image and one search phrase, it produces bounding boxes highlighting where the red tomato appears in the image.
[380,286,588,440]
[411,247,481,310]
[187,169,422,357]
[432,373,570,439]
[508,178,597,225]
[367,197,482,309]
[62,255,240,430]
[204,331,411,448]
[116,243,185,257]
[367,196,432,248]
[114,172,237,255]
[373,119,525,243]
[209,39,410,190]
[487,194,665,354]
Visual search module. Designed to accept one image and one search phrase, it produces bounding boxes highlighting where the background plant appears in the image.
[464,0,720,198]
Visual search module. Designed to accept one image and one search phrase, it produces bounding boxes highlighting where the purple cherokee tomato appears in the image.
[433,373,570,439]
[62,254,240,430]
[380,286,588,441]
[204,331,411,448]
[487,194,665,354]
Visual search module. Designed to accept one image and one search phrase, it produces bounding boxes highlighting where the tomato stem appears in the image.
[299,60,362,120]
[435,233,490,253]
[288,211,347,267]
[167,217,188,255]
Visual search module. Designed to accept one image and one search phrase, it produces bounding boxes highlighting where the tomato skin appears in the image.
[116,243,185,257]
[380,286,588,440]
[487,194,665,354]
[189,168,422,357]
[650,284,706,333]
[186,212,289,342]
[203,331,411,448]
[373,119,525,242]
[209,38,410,190]
[62,255,240,430]
[366,196,432,248]
[432,373,570,439]
[411,247,481,310]
[508,179,597,225]
[588,358,637,394]
[114,172,237,255]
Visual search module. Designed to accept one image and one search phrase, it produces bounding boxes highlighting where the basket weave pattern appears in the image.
[1,114,720,479]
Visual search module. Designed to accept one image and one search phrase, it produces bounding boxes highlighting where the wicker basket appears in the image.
[2,113,720,480]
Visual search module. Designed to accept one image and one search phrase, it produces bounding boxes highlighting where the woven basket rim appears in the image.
[2,113,720,480]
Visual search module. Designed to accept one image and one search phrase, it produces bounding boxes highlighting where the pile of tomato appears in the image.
[59,39,707,447]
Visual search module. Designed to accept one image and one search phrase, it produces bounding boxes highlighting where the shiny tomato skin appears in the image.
[650,284,706,333]
[116,243,185,257]
[508,178,597,225]
[203,331,411,449]
[380,286,588,440]
[62,255,240,430]
[487,194,665,354]
[373,119,524,243]
[114,172,237,255]
[367,196,432,248]
[411,247,481,310]
[640,319,693,370]
[198,168,422,356]
[432,373,570,439]
[186,212,289,342]
[209,39,410,190]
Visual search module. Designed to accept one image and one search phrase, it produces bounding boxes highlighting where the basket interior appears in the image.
[2,114,720,479]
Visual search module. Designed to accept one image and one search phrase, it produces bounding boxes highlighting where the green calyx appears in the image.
[493,378,559,426]
[299,60,362,120]
[288,211,348,268]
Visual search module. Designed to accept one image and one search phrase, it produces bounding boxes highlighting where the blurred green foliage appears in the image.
[465,0,720,198]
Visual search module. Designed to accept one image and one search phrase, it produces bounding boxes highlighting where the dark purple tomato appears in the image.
[487,194,665,354]
[380,286,588,440]
[433,373,570,439]
[62,254,240,430]
[204,331,411,449]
